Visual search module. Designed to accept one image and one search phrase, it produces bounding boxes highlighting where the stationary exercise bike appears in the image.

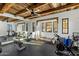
[54,34,75,56]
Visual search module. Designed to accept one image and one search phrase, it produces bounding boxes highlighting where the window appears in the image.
[32,22,35,32]
[22,24,25,31]
[46,22,52,32]
[53,18,58,33]
[42,23,45,32]
[7,24,12,31]
[62,18,69,34]
[26,23,28,31]
[17,23,25,31]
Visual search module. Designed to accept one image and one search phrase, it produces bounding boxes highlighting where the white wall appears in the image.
[0,21,8,36]
[31,9,79,39]
[0,21,16,36]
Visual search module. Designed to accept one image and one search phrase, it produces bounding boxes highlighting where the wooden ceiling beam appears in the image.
[15,3,45,15]
[27,3,79,19]
[24,4,46,18]
[0,3,5,11]
[2,17,9,21]
[11,3,28,11]
[1,3,15,13]
[14,3,33,15]
[15,8,27,15]
[9,19,20,22]
[29,3,45,9]
[24,3,69,19]
[9,19,16,22]
[24,15,31,18]
[24,3,70,19]
[38,3,79,14]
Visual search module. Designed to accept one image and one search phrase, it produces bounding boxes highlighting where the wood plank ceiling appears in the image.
[0,3,79,22]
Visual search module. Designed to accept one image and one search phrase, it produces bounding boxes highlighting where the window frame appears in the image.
[32,22,35,32]
[53,18,58,33]
[46,22,52,32]
[62,18,69,34]
[26,23,28,31]
[42,23,45,32]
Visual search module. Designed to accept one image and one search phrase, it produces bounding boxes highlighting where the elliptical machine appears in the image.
[54,34,75,56]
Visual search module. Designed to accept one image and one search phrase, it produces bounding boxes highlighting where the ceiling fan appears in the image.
[26,8,40,17]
